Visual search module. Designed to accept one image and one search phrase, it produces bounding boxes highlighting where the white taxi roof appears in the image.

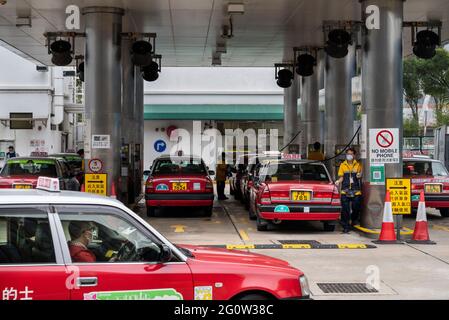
[0,189,123,207]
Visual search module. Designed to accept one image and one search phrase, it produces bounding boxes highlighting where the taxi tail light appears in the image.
[0,184,11,189]
[260,187,271,205]
[205,179,214,191]
[145,177,154,191]
[314,191,333,199]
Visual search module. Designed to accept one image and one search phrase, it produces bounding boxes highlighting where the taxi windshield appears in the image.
[153,158,206,175]
[403,161,449,177]
[261,162,330,182]
[0,159,57,177]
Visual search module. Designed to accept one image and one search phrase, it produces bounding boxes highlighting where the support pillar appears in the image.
[82,6,124,196]
[121,37,135,204]
[302,64,321,149]
[283,75,299,152]
[324,45,356,179]
[134,66,144,197]
[360,0,404,228]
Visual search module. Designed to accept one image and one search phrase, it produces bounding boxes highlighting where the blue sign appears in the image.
[274,205,290,213]
[156,184,169,191]
[154,140,167,153]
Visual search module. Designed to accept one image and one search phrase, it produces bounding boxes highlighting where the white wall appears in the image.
[0,46,72,159]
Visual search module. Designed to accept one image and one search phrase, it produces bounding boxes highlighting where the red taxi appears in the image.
[403,157,449,217]
[249,160,341,231]
[145,155,215,217]
[0,157,68,190]
[0,179,310,300]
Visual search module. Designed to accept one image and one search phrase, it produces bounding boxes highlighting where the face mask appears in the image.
[346,154,354,161]
[84,230,93,245]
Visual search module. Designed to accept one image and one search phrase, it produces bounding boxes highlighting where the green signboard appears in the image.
[370,164,385,185]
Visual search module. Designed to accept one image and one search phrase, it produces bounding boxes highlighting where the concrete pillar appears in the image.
[82,6,124,196]
[134,66,144,197]
[283,75,299,151]
[360,0,404,228]
[324,45,356,179]
[302,65,321,148]
[121,37,135,204]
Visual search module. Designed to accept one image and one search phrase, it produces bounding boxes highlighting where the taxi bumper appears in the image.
[412,193,449,208]
[146,193,214,207]
[258,204,341,221]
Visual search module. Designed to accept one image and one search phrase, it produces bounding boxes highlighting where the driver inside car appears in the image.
[68,221,98,263]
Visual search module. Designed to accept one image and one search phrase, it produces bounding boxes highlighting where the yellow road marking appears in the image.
[226,244,255,250]
[239,229,250,241]
[353,225,413,235]
[281,244,312,249]
[337,244,367,249]
[171,225,186,233]
[432,224,449,233]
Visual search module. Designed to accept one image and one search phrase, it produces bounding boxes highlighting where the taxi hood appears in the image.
[177,244,292,268]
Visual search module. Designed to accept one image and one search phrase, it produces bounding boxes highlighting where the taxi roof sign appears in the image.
[36,176,60,192]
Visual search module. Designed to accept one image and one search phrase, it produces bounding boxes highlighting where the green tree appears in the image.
[416,48,449,113]
[403,117,421,136]
[403,58,422,122]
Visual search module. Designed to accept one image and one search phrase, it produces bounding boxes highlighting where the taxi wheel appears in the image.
[323,222,336,232]
[146,206,156,217]
[439,208,449,217]
[256,216,269,231]
[204,206,213,217]
[237,293,270,300]
[248,204,256,220]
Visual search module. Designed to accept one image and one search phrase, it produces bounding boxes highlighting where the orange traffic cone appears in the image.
[80,184,85,192]
[374,191,401,244]
[407,191,436,244]
[110,182,117,199]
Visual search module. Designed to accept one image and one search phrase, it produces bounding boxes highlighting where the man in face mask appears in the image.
[335,148,362,233]
[68,221,97,262]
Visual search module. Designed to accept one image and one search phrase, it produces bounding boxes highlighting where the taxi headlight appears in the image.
[299,275,311,297]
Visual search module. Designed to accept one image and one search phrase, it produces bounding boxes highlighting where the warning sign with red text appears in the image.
[369,128,400,164]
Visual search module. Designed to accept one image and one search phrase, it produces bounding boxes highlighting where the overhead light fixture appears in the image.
[325,29,352,58]
[131,40,153,66]
[413,30,439,59]
[228,3,245,15]
[274,64,294,88]
[296,54,316,77]
[50,39,73,66]
[142,55,162,82]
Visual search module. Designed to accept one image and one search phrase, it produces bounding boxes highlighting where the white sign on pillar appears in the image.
[369,128,400,164]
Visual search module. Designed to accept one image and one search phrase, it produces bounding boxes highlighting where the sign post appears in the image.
[386,178,411,241]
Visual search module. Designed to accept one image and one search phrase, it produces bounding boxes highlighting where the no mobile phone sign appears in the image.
[369,128,399,164]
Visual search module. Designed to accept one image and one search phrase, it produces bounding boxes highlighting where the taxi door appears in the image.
[53,205,194,300]
[0,207,70,300]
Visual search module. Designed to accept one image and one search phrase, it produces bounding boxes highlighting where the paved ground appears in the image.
[135,187,449,300]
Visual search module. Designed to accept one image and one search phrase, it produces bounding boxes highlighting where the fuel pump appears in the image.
[134,143,142,197]
[120,143,131,204]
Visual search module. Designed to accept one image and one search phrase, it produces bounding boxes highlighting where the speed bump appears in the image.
[206,242,376,250]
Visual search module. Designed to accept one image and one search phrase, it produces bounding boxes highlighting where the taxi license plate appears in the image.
[13,184,32,189]
[172,182,187,191]
[424,184,442,193]
[291,191,311,201]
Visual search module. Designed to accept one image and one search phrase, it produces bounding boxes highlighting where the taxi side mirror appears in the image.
[208,170,215,176]
[159,244,172,263]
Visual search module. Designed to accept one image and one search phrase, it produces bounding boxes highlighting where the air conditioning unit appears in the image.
[228,3,245,15]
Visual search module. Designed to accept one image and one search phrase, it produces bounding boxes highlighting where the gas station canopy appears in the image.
[0,0,448,67]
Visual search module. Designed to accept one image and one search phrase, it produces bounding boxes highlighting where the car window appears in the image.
[261,163,330,182]
[403,161,448,177]
[0,159,57,177]
[152,158,206,175]
[57,206,170,264]
[0,208,57,264]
